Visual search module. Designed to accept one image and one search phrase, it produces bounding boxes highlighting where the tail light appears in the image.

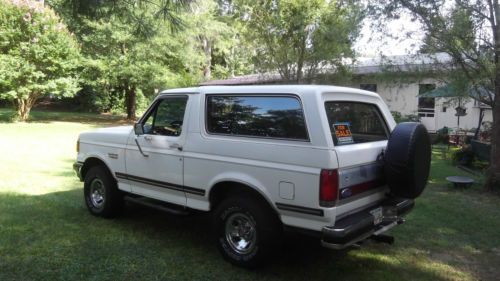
[76,139,80,153]
[320,169,339,207]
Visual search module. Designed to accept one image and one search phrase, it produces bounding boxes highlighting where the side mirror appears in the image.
[134,123,144,135]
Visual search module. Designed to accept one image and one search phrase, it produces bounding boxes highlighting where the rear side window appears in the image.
[206,95,308,140]
[324,102,389,145]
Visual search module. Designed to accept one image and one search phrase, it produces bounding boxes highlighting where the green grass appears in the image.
[0,107,129,125]
[1,110,499,281]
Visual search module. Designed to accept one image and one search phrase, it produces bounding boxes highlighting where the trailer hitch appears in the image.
[370,234,395,244]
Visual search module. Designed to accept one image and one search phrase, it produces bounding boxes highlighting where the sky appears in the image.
[354,12,425,58]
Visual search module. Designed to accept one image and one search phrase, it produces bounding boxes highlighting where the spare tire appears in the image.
[384,122,431,199]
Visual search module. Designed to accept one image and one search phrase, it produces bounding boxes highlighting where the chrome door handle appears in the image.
[144,135,153,141]
[135,137,149,157]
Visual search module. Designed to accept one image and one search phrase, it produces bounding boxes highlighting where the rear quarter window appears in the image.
[206,95,308,140]
[324,102,389,146]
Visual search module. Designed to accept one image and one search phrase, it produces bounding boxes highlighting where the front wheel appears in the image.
[213,196,281,268]
[84,165,123,218]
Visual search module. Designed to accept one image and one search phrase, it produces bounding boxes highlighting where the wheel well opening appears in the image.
[81,158,111,180]
[209,181,279,217]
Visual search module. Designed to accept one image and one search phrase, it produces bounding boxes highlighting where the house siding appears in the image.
[345,79,493,132]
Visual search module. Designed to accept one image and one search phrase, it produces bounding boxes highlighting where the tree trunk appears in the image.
[17,99,31,121]
[126,86,136,120]
[485,0,500,189]
[202,37,212,80]
[474,108,484,140]
[296,61,303,83]
[229,45,235,78]
[15,94,38,122]
[486,90,500,189]
[295,36,307,83]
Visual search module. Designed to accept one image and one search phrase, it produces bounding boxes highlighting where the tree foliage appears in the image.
[79,18,200,119]
[370,0,500,189]
[48,0,249,119]
[0,0,80,121]
[0,0,363,121]
[181,0,254,81]
[48,0,202,119]
[235,0,363,83]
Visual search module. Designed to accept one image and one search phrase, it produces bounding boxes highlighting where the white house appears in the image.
[344,54,493,133]
[201,53,493,133]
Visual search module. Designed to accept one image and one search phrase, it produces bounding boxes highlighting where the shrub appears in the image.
[451,145,475,166]
[391,111,420,123]
[0,1,80,121]
[435,126,449,144]
[480,121,492,142]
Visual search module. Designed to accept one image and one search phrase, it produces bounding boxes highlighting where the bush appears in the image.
[106,89,152,116]
[451,145,475,166]
[71,86,107,113]
[435,126,449,144]
[480,121,492,142]
[391,111,420,123]
[0,1,80,121]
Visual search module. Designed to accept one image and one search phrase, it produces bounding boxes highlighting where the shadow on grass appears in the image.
[55,158,83,178]
[0,108,132,125]
[0,108,14,122]
[0,189,478,281]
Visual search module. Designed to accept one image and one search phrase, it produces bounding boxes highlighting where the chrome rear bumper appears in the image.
[321,198,414,249]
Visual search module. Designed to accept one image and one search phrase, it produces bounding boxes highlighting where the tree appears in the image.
[79,18,199,119]
[370,0,500,189]
[184,0,254,81]
[235,0,363,83]
[0,0,80,121]
[187,1,233,80]
[49,0,196,120]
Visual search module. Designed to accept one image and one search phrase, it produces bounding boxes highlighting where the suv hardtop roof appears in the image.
[158,85,379,98]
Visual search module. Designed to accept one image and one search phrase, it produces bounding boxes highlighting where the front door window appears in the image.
[143,96,188,136]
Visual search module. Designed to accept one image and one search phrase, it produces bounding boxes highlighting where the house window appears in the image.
[418,84,436,117]
[360,84,377,93]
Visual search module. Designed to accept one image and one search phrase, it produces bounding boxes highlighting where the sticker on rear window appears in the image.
[333,123,354,145]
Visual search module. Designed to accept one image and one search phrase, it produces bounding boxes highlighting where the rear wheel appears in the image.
[84,165,123,218]
[213,195,281,268]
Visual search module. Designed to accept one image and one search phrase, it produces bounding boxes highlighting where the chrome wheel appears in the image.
[225,213,257,254]
[89,178,105,209]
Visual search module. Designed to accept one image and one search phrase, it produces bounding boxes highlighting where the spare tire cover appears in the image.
[384,122,431,199]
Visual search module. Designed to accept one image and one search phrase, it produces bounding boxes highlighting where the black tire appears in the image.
[213,195,281,268]
[384,122,431,199]
[84,165,123,218]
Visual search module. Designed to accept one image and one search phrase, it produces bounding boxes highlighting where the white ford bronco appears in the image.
[74,85,431,267]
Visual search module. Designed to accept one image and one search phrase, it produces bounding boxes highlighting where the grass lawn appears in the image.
[1,109,499,281]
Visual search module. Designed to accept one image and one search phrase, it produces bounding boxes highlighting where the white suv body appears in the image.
[74,85,420,267]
